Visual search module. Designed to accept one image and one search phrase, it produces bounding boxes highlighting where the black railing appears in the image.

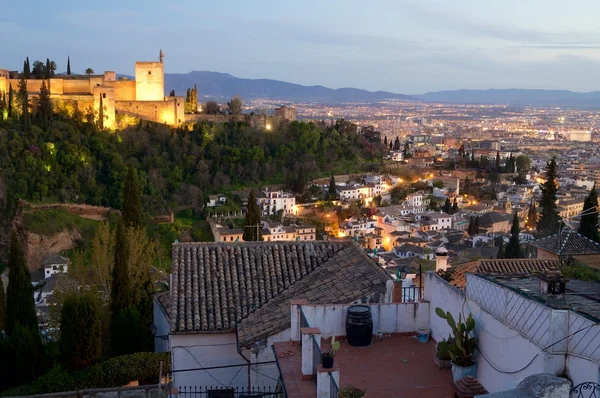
[572,382,600,398]
[271,345,288,398]
[311,334,321,384]
[402,286,420,302]
[328,372,339,398]
[300,306,309,328]
[171,385,282,398]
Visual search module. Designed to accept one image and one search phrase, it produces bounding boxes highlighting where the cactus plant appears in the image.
[436,335,453,361]
[435,308,477,367]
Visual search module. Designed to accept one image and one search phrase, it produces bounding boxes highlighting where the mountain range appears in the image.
[162,71,600,108]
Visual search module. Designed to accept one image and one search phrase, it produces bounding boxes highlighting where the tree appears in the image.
[293,167,306,194]
[122,166,144,228]
[67,56,71,75]
[49,60,57,76]
[578,185,600,242]
[468,216,475,236]
[17,77,30,131]
[505,213,524,259]
[60,292,103,370]
[495,151,501,172]
[45,58,51,78]
[169,89,175,97]
[452,198,458,214]
[110,220,132,315]
[5,322,46,386]
[37,80,52,129]
[537,156,561,235]
[228,96,243,116]
[516,155,531,173]
[328,175,337,199]
[403,142,410,157]
[393,137,400,151]
[85,68,94,75]
[5,231,39,335]
[383,136,388,147]
[495,236,505,259]
[526,202,537,231]
[97,93,104,129]
[91,222,115,294]
[443,198,452,214]
[205,101,220,115]
[8,83,13,116]
[243,189,262,241]
[23,57,31,78]
[32,60,45,79]
[0,277,5,331]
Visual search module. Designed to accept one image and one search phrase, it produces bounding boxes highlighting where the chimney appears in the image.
[392,280,403,303]
[435,247,449,272]
[538,270,566,295]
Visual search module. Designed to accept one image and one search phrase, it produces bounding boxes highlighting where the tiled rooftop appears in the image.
[451,258,560,288]
[167,242,391,345]
[274,336,454,398]
[530,229,600,256]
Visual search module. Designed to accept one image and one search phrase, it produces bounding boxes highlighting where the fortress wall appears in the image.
[0,77,6,94]
[135,62,164,101]
[116,97,183,125]
[111,80,136,101]
[49,78,64,95]
[63,79,92,94]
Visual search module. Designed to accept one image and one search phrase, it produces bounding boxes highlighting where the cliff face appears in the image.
[20,229,81,271]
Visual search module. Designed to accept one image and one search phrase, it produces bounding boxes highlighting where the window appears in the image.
[148,71,151,75]
[222,237,226,242]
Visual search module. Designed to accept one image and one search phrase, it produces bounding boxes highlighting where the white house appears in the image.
[258,189,296,215]
[391,151,404,162]
[206,195,227,208]
[153,241,392,392]
[42,255,70,279]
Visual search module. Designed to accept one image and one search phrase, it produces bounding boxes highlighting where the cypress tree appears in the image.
[495,237,505,259]
[329,175,337,199]
[121,166,144,228]
[110,220,131,314]
[25,57,30,77]
[60,292,102,370]
[403,142,410,157]
[243,189,262,241]
[98,93,104,129]
[578,184,600,242]
[443,198,451,214]
[67,56,71,75]
[45,58,51,79]
[495,151,501,172]
[383,136,388,146]
[5,231,39,335]
[8,83,13,116]
[475,216,480,234]
[505,213,523,259]
[526,202,537,231]
[394,137,400,151]
[17,77,30,131]
[468,216,476,236]
[294,167,305,194]
[537,156,560,235]
[0,277,5,331]
[452,198,458,214]
[389,141,393,151]
[37,80,52,129]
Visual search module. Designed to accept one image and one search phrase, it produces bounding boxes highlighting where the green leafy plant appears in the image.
[328,336,340,357]
[339,385,366,398]
[436,335,454,360]
[435,308,477,367]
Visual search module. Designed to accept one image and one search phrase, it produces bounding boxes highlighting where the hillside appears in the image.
[163,71,417,102]
[414,89,600,108]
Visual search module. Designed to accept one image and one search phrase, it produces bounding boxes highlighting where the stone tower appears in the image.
[135,51,164,101]
[92,85,116,130]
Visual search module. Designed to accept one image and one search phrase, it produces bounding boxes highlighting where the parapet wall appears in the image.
[116,96,183,125]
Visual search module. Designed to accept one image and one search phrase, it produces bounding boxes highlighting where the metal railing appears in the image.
[311,334,321,384]
[171,385,282,398]
[402,286,420,302]
[328,372,339,398]
[271,346,288,398]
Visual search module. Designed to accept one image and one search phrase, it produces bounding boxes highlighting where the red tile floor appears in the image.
[274,335,454,398]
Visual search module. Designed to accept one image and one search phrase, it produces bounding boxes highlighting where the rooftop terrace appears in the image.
[274,336,454,398]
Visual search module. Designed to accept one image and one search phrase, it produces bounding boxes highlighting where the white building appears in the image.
[569,129,591,142]
[391,151,404,162]
[258,189,296,215]
[42,255,70,279]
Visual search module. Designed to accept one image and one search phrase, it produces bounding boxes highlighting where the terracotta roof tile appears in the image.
[451,258,560,288]
[530,230,600,256]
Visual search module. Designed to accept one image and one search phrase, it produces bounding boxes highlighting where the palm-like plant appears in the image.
[435,308,477,367]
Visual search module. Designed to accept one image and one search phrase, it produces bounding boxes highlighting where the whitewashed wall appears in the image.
[300,302,429,338]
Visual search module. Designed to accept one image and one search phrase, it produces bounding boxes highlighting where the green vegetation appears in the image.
[505,213,523,259]
[561,261,600,282]
[22,209,99,242]
[243,189,261,242]
[537,156,560,235]
[0,352,170,397]
[578,184,599,243]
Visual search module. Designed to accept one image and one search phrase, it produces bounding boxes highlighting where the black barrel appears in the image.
[346,305,373,347]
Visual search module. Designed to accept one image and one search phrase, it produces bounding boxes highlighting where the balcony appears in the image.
[274,301,453,398]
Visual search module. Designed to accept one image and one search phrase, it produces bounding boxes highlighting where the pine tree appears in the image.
[452,198,458,214]
[537,156,560,235]
[505,213,524,258]
[67,56,71,75]
[0,277,5,331]
[328,175,337,199]
[37,80,52,129]
[98,93,104,130]
[243,189,261,241]
[17,77,30,131]
[578,184,600,242]
[443,198,451,214]
[60,292,102,370]
[526,202,537,231]
[110,220,132,315]
[495,151,501,172]
[5,231,39,335]
[121,166,144,228]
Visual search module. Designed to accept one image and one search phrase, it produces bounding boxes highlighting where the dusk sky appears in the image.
[2,0,600,94]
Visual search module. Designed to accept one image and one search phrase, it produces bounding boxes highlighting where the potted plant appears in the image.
[321,336,340,369]
[434,335,453,369]
[339,385,366,398]
[435,308,477,381]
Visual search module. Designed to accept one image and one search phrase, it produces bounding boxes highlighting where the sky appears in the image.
[2,0,600,93]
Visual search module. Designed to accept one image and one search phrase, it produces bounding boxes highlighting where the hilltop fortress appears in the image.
[0,50,184,129]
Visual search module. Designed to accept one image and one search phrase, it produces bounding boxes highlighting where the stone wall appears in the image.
[135,62,164,101]
[110,80,136,101]
[116,97,183,125]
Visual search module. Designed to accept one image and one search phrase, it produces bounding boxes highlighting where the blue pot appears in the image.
[417,328,430,343]
[451,363,477,382]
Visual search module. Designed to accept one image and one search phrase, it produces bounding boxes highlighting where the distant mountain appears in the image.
[414,89,600,109]
[164,71,417,102]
